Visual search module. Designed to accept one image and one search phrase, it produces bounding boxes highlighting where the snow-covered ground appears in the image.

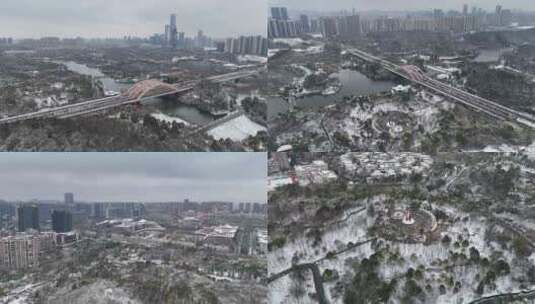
[150,112,191,126]
[237,55,267,64]
[236,91,262,107]
[0,282,46,304]
[34,96,69,109]
[269,193,534,304]
[293,45,324,54]
[46,280,141,304]
[208,114,266,141]
[339,99,445,139]
[467,141,535,158]
[272,38,305,47]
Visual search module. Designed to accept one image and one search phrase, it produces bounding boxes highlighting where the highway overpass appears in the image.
[0,69,260,124]
[346,48,535,129]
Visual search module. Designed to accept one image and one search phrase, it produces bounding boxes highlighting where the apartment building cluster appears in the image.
[269,4,516,39]
[219,35,268,57]
[0,38,13,45]
[176,199,266,216]
[0,199,82,270]
[149,14,213,49]
[0,230,79,270]
[150,14,267,56]
[0,232,56,269]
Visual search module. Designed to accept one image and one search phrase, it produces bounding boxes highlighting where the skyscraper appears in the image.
[93,203,106,219]
[17,205,39,232]
[321,17,338,38]
[271,7,289,21]
[164,24,170,46]
[496,5,502,15]
[197,30,205,47]
[170,14,178,49]
[178,32,185,48]
[300,15,310,33]
[64,193,74,205]
[51,210,72,233]
[501,9,512,26]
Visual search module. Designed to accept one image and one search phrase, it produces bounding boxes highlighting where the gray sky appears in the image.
[0,153,267,203]
[269,0,535,12]
[0,0,266,39]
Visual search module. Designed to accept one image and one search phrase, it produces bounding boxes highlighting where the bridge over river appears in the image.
[0,69,260,124]
[346,48,535,129]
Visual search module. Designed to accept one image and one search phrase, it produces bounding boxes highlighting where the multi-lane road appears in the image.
[0,69,260,124]
[346,48,535,129]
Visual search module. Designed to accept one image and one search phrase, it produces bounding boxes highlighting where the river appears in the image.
[56,61,214,125]
[268,68,396,119]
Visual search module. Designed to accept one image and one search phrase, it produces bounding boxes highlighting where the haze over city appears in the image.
[269,0,535,12]
[0,153,267,203]
[0,0,267,39]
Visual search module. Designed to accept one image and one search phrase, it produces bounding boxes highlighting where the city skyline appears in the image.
[0,0,267,39]
[269,0,535,13]
[0,153,267,203]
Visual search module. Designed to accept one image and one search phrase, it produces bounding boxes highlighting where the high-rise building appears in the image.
[0,201,15,231]
[0,233,55,269]
[93,203,106,219]
[494,5,503,25]
[244,202,252,214]
[164,24,170,46]
[51,210,73,233]
[224,35,268,56]
[300,15,310,33]
[321,17,338,38]
[463,4,469,16]
[501,9,512,26]
[271,7,289,21]
[310,19,320,33]
[17,205,39,232]
[170,14,178,48]
[215,41,225,52]
[342,14,361,38]
[434,9,445,19]
[178,32,185,48]
[64,193,74,205]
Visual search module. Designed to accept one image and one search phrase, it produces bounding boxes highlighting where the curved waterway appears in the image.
[268,69,396,120]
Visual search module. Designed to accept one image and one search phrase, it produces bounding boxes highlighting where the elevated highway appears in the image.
[0,69,259,124]
[346,48,535,128]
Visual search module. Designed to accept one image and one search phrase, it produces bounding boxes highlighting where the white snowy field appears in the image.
[150,112,191,126]
[207,114,266,141]
[46,280,141,304]
[272,38,305,47]
[236,55,267,64]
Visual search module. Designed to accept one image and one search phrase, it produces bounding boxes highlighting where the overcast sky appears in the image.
[269,0,535,13]
[0,0,266,39]
[0,153,267,203]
